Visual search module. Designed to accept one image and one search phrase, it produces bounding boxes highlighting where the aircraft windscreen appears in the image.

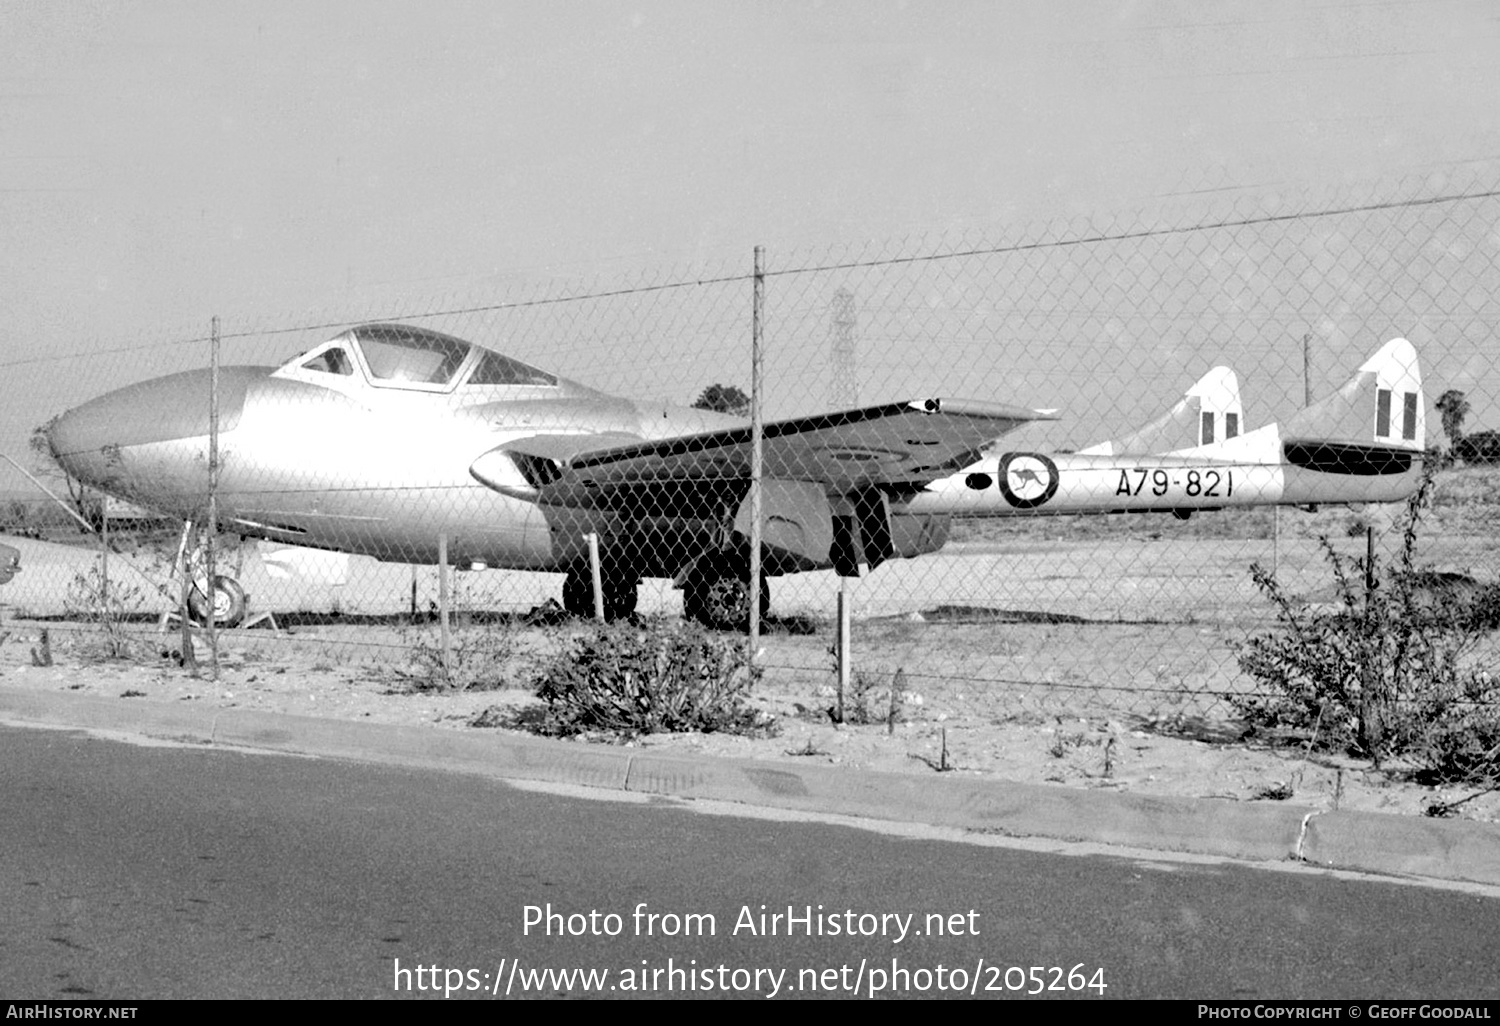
[301,347,353,375]
[355,324,471,386]
[468,348,557,387]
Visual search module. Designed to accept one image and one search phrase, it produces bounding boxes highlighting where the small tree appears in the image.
[692,383,750,417]
[1236,471,1500,783]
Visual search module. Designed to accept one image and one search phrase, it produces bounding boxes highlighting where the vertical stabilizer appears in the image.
[1077,365,1242,455]
[1281,338,1424,451]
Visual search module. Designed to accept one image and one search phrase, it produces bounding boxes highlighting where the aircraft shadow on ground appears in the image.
[10,607,827,635]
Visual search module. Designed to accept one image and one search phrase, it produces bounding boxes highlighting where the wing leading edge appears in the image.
[470,398,1058,505]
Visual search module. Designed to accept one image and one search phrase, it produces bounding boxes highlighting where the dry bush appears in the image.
[527,617,775,740]
[1237,474,1500,784]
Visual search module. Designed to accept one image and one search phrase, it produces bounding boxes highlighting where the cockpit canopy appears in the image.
[282,323,558,392]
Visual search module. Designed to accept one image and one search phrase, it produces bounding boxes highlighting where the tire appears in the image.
[188,575,248,628]
[563,567,640,620]
[685,556,769,632]
[603,576,639,620]
[561,569,594,618]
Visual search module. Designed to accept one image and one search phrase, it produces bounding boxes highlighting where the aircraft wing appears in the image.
[471,398,1057,505]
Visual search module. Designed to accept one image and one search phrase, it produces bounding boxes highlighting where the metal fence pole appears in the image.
[207,315,220,680]
[587,531,604,621]
[836,577,850,722]
[177,520,196,672]
[98,486,108,604]
[438,532,451,680]
[748,245,764,661]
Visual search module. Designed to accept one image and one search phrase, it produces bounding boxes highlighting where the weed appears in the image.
[1236,471,1500,785]
[1048,731,1095,758]
[64,565,145,660]
[843,666,907,729]
[824,640,908,729]
[30,628,53,667]
[1251,781,1295,801]
[390,619,527,692]
[910,726,955,771]
[526,617,775,740]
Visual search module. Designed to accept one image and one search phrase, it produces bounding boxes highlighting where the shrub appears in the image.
[827,659,907,728]
[528,617,775,740]
[1236,473,1500,784]
[1456,430,1500,466]
[390,619,526,692]
[63,565,145,660]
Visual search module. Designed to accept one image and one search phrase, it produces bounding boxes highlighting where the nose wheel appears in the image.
[188,575,248,628]
[172,520,249,628]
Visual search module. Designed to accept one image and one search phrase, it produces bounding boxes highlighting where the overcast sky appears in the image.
[2,0,1499,459]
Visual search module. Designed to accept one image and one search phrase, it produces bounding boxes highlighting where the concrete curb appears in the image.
[3,686,1497,887]
[1299,810,1500,886]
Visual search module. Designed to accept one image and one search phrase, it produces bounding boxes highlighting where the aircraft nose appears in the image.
[47,368,253,474]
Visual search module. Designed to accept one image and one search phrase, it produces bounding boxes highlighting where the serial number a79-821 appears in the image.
[1114,468,1234,499]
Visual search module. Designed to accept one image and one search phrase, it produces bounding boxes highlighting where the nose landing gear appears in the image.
[187,575,248,628]
[174,520,249,628]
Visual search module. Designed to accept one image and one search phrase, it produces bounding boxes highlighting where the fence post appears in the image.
[438,532,451,680]
[748,244,764,661]
[98,486,108,604]
[176,520,196,672]
[836,577,850,722]
[586,532,605,621]
[207,315,220,681]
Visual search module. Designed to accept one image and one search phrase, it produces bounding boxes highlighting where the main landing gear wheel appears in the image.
[188,575,248,628]
[561,567,640,621]
[684,555,769,632]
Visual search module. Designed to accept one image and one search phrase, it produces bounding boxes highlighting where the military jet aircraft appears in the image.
[43,323,1056,627]
[44,324,1426,629]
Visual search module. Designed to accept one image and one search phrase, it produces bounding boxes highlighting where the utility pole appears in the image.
[1303,332,1312,407]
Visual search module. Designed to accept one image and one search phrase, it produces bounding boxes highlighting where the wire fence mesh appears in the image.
[3,167,1499,726]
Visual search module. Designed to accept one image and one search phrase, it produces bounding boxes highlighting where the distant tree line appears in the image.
[1436,389,1500,465]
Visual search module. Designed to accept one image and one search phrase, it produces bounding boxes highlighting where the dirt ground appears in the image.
[2,616,1497,828]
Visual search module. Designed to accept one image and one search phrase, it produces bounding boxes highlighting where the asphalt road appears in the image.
[1,723,1497,1001]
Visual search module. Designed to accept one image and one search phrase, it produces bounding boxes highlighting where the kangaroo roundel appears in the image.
[998,452,1059,509]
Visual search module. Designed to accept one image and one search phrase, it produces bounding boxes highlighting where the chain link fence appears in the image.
[3,168,1498,725]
